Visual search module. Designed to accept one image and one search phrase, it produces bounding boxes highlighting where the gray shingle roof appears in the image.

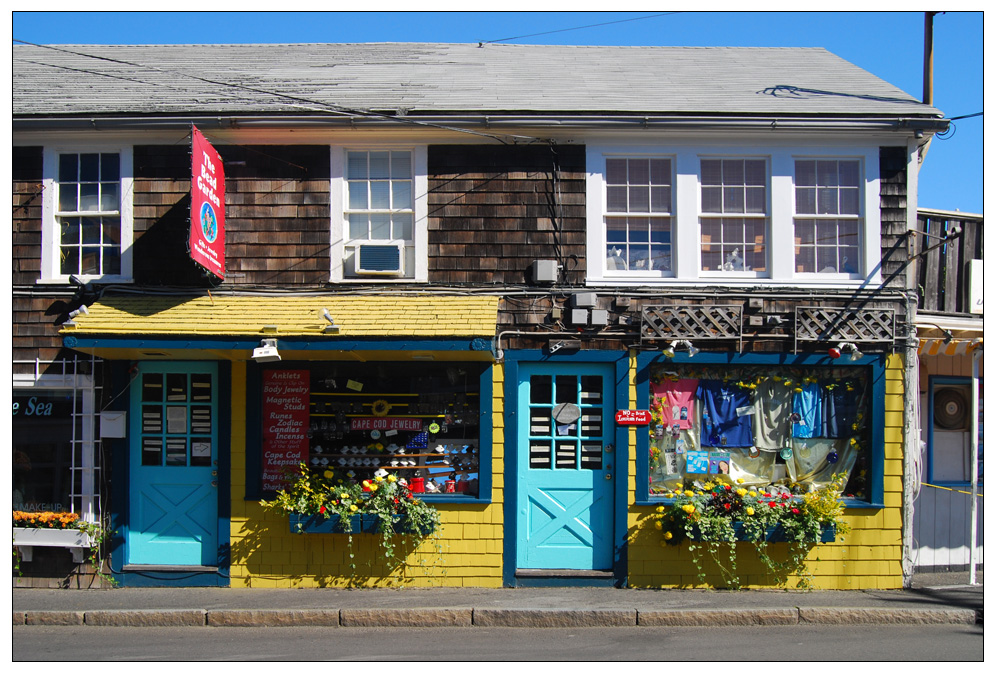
[13,42,942,118]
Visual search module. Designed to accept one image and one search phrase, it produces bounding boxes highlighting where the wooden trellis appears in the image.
[794,306,896,352]
[641,305,743,349]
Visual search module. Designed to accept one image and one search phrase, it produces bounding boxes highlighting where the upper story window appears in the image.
[793,159,862,275]
[586,143,881,287]
[604,157,673,274]
[41,147,133,283]
[700,158,768,275]
[331,147,427,282]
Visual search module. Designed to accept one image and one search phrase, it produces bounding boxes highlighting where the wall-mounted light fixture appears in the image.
[662,339,698,359]
[830,342,863,361]
[321,308,340,334]
[252,338,281,362]
[62,304,89,327]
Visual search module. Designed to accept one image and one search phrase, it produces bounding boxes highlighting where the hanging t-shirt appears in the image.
[792,382,822,438]
[651,378,698,430]
[822,383,863,438]
[697,380,754,448]
[753,378,794,449]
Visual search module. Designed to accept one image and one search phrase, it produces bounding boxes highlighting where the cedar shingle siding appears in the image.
[428,145,586,286]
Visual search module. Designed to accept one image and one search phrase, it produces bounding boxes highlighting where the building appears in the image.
[12,43,950,588]
[910,208,983,576]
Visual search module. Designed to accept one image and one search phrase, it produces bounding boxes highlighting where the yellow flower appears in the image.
[654,521,663,530]
[349,504,358,512]
[375,475,384,482]
[684,490,694,498]
[703,482,715,490]
[369,484,378,492]
[748,491,757,497]
[664,531,673,540]
[340,493,350,500]
[736,488,748,497]
[323,470,334,479]
[682,504,696,514]
[387,474,397,483]
[656,506,665,513]
[736,478,745,484]
[745,507,755,516]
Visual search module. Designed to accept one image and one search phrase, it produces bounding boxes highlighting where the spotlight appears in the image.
[62,304,89,327]
[662,340,698,358]
[321,307,340,334]
[835,342,863,361]
[252,338,281,362]
[661,341,677,359]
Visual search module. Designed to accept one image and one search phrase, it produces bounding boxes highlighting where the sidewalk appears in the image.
[13,572,982,628]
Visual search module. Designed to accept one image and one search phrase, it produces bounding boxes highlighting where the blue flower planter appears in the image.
[690,522,836,543]
[289,513,432,535]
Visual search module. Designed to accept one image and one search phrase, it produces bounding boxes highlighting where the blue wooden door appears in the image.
[517,363,615,570]
[128,363,218,566]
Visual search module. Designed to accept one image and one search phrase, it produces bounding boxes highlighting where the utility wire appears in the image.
[479,12,681,45]
[949,112,982,120]
[13,39,543,145]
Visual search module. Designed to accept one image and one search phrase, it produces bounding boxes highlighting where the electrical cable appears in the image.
[478,12,681,45]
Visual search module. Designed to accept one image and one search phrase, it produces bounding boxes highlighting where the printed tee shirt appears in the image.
[822,383,862,438]
[651,378,698,430]
[696,380,754,448]
[792,382,823,438]
[752,378,794,449]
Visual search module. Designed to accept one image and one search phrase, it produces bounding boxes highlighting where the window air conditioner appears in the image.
[355,243,404,275]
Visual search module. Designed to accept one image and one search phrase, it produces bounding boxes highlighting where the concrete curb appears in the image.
[15,606,980,628]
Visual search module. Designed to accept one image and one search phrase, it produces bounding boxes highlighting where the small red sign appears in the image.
[615,409,652,425]
[189,125,226,280]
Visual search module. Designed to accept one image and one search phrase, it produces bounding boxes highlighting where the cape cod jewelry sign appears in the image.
[189,125,226,280]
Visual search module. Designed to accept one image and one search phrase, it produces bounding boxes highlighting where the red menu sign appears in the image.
[262,370,310,491]
[189,125,226,280]
[615,409,653,425]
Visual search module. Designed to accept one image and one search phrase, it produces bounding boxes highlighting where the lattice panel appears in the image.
[794,306,896,344]
[641,305,743,343]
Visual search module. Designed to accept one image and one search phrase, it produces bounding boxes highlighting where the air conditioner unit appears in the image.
[355,243,404,275]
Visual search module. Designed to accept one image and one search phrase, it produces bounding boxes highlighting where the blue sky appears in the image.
[12,10,984,214]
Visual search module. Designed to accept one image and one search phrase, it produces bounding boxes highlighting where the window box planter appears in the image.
[12,527,95,563]
[288,513,434,535]
[688,522,836,544]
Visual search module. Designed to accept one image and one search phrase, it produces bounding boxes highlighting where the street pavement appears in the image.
[12,570,982,629]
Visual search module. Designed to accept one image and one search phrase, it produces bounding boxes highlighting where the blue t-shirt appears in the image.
[822,384,861,438]
[792,382,822,438]
[697,380,754,448]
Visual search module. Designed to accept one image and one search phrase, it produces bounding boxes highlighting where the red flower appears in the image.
[319,506,326,514]
[780,493,789,500]
[791,508,800,514]
[769,502,776,508]
[724,503,731,510]
[724,485,732,491]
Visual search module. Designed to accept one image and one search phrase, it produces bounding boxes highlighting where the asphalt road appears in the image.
[13,624,984,661]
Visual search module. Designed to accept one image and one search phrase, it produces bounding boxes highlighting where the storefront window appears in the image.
[13,390,78,512]
[648,363,870,500]
[259,361,486,497]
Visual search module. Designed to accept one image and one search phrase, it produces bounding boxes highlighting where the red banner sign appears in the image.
[262,370,310,491]
[189,125,226,279]
[615,409,653,425]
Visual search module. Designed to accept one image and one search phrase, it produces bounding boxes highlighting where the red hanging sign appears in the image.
[189,125,226,280]
[261,370,310,491]
[615,409,652,425]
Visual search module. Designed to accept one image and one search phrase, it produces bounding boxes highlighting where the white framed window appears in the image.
[586,142,882,287]
[604,157,674,275]
[699,158,768,276]
[793,159,862,276]
[41,146,133,283]
[330,146,428,282]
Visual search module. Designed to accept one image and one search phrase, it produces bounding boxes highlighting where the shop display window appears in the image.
[648,363,870,500]
[258,361,486,497]
[13,390,78,513]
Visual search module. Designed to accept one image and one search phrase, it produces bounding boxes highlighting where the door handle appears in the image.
[211,481,218,487]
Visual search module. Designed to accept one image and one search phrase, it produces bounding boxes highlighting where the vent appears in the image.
[355,243,404,275]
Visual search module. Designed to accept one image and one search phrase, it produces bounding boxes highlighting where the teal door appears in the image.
[517,363,615,570]
[128,363,219,566]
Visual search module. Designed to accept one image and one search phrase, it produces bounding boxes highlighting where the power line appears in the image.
[478,12,681,46]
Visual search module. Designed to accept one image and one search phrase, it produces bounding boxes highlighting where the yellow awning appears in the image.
[917,337,983,357]
[61,294,500,338]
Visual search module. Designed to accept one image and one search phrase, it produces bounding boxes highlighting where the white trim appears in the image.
[586,141,884,286]
[40,145,134,283]
[329,145,427,283]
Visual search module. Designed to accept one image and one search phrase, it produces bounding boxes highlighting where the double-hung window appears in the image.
[793,159,862,275]
[604,157,674,275]
[331,147,427,282]
[41,147,133,282]
[587,144,880,286]
[699,158,768,275]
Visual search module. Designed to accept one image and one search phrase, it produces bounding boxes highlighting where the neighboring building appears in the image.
[13,43,950,588]
[910,208,983,574]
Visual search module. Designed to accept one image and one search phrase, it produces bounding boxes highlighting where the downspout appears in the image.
[968,346,981,584]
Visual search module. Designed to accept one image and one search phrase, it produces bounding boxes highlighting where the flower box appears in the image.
[289,513,429,535]
[12,526,95,548]
[689,522,836,544]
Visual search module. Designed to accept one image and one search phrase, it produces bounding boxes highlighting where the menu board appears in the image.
[262,370,310,491]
